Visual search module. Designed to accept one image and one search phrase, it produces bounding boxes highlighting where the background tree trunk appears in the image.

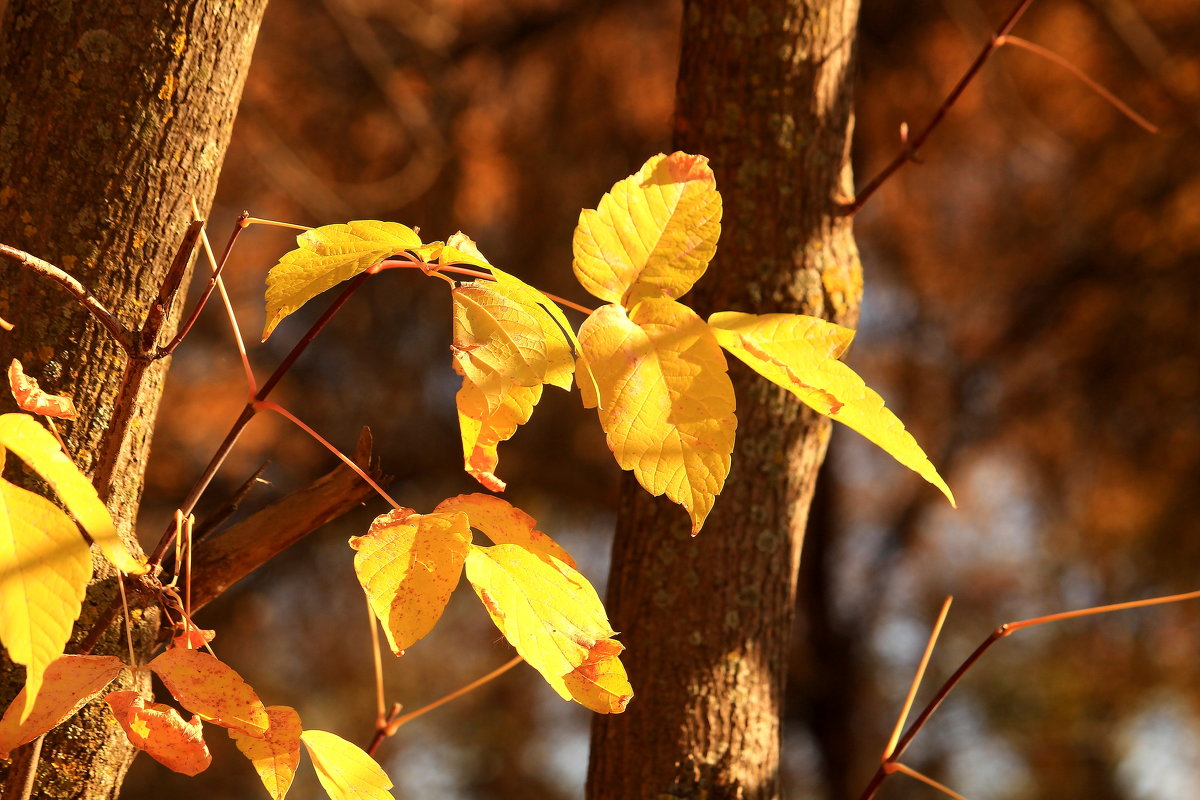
[0,2,267,796]
[587,1,861,797]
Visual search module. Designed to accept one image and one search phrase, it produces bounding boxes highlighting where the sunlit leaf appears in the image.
[0,480,92,721]
[230,705,303,800]
[464,543,616,701]
[148,646,269,736]
[578,299,737,534]
[562,638,632,714]
[573,152,722,308]
[263,220,422,340]
[0,655,124,756]
[350,508,471,655]
[434,493,576,568]
[487,265,577,391]
[708,311,955,506]
[452,282,548,401]
[0,413,146,574]
[300,729,395,800]
[105,691,212,776]
[455,354,543,492]
[8,359,77,419]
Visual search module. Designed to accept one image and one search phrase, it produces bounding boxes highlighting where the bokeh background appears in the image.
[122,0,1200,797]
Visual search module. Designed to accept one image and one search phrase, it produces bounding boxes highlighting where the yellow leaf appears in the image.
[708,311,955,506]
[573,152,722,308]
[0,655,125,756]
[0,413,146,574]
[229,705,303,800]
[464,544,615,701]
[349,508,471,655]
[148,646,269,736]
[578,300,737,534]
[488,266,578,391]
[0,480,92,721]
[105,691,212,776]
[562,639,632,714]
[440,231,492,270]
[263,220,422,340]
[300,729,395,800]
[455,353,543,493]
[433,493,576,568]
[452,282,548,400]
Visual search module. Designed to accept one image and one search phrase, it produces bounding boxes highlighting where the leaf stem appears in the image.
[379,655,523,740]
[886,762,972,800]
[883,596,952,759]
[377,260,597,315]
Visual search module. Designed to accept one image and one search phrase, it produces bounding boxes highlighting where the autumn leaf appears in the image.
[452,282,549,400]
[105,692,212,776]
[148,646,269,736]
[300,729,395,800]
[0,655,125,756]
[464,543,618,702]
[562,639,632,714]
[263,220,422,341]
[455,348,543,492]
[708,311,955,506]
[0,413,147,574]
[573,152,722,308]
[0,480,92,720]
[8,359,77,419]
[230,705,303,800]
[487,265,577,391]
[350,508,471,655]
[434,493,576,568]
[578,299,737,534]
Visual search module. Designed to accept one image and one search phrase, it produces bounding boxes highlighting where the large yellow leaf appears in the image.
[488,266,577,391]
[263,220,422,340]
[578,299,737,534]
[0,413,146,574]
[452,282,548,402]
[562,639,632,714]
[573,152,722,308]
[300,729,395,800]
[106,691,212,776]
[148,646,269,736]
[708,311,955,506]
[464,543,616,701]
[349,508,471,655]
[455,360,543,492]
[433,493,576,568]
[230,705,303,800]
[0,655,125,756]
[0,479,92,721]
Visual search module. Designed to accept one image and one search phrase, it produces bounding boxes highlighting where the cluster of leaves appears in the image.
[0,151,951,796]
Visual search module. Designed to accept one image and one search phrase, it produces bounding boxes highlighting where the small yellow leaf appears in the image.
[0,655,125,757]
[578,300,737,534]
[440,231,492,270]
[464,544,615,701]
[455,352,543,493]
[0,413,146,574]
[573,152,722,308]
[148,647,269,736]
[562,639,632,714]
[0,480,92,721]
[229,705,303,800]
[300,729,395,800]
[434,493,576,568]
[487,266,577,391]
[708,311,955,506]
[105,691,212,776]
[263,220,422,340]
[350,508,471,655]
[452,282,548,401]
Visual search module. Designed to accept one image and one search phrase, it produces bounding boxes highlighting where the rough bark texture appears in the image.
[0,2,266,797]
[587,1,861,797]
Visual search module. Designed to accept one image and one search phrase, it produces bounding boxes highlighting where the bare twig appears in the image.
[883,597,952,760]
[0,243,134,351]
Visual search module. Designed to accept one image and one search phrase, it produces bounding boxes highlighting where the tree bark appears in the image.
[587,1,861,797]
[0,2,267,797]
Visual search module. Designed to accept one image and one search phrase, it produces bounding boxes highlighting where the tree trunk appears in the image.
[0,2,267,797]
[587,1,861,797]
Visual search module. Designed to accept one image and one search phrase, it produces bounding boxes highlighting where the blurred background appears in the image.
[124,0,1200,797]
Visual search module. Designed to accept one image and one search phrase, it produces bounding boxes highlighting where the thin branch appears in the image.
[367,593,386,723]
[886,762,972,800]
[0,243,134,352]
[14,733,45,800]
[884,596,952,759]
[140,220,204,352]
[841,0,1039,215]
[377,260,598,315]
[385,655,523,734]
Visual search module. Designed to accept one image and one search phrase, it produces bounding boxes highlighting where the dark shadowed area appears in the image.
[104,0,1199,797]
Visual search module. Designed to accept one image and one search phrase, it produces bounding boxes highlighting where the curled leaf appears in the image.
[350,508,471,655]
[562,639,633,714]
[8,359,77,419]
[105,691,212,776]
